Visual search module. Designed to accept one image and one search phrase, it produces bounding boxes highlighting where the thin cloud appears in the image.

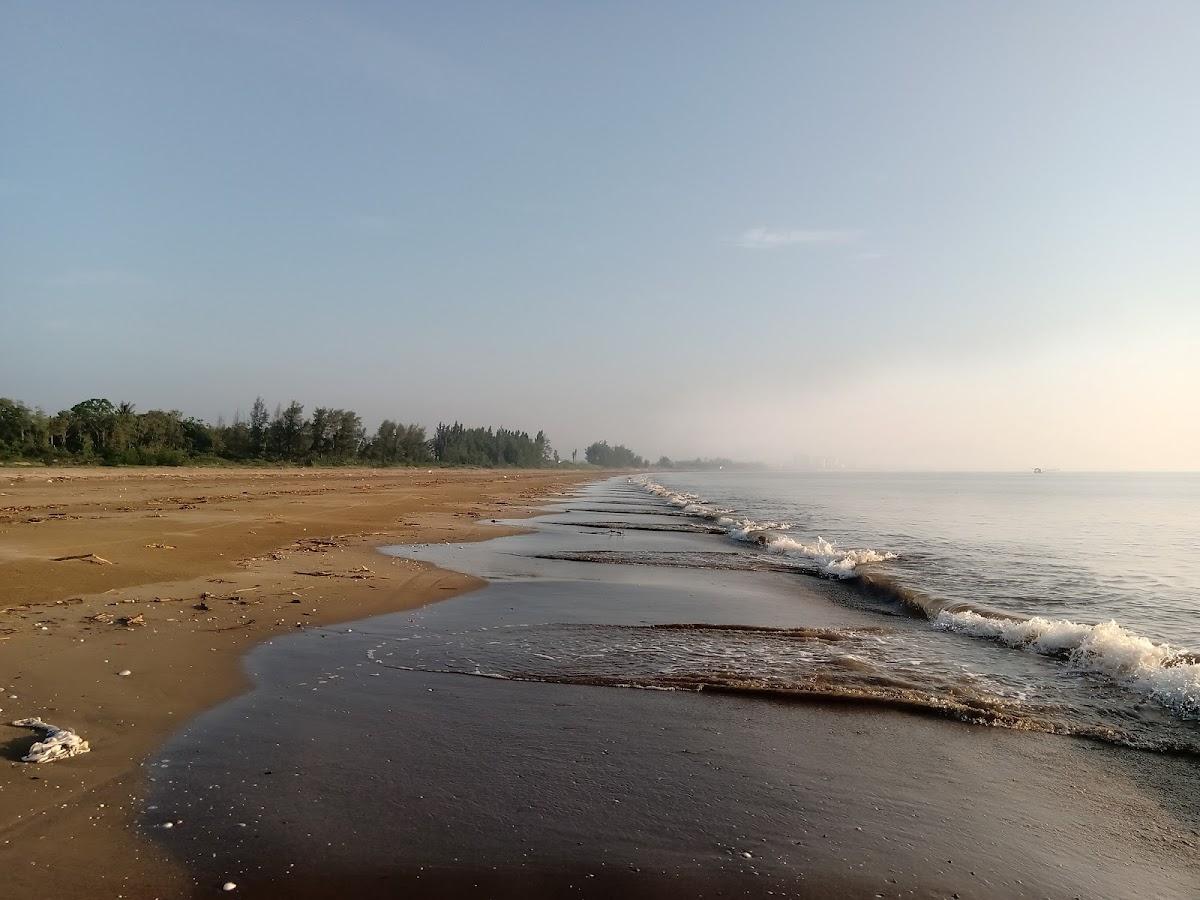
[736,227,860,249]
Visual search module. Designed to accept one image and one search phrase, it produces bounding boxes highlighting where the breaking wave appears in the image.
[635,477,896,577]
[935,610,1200,720]
[628,476,1200,726]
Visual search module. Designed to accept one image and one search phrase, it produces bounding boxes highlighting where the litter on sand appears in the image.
[10,718,91,763]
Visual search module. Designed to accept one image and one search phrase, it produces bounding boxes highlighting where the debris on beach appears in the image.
[145,542,176,550]
[294,568,373,580]
[116,613,145,627]
[87,612,115,624]
[52,552,113,565]
[295,537,340,551]
[11,718,91,763]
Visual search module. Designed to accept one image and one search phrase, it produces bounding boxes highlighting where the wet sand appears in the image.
[0,465,597,897]
[145,479,1199,898]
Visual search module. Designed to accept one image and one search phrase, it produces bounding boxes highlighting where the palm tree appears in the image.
[110,401,138,452]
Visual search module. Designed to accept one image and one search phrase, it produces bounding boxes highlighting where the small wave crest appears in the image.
[634,477,895,578]
[758,535,898,577]
[367,621,1198,755]
[935,610,1200,720]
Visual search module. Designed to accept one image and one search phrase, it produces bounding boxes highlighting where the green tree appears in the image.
[68,399,116,456]
[310,407,332,457]
[0,398,34,450]
[249,397,269,458]
[331,409,363,461]
[585,441,645,468]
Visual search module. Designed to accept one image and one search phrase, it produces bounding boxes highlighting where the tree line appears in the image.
[0,396,576,468]
[651,456,761,471]
[584,441,646,468]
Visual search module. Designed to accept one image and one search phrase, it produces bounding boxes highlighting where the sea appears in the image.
[632,470,1200,749]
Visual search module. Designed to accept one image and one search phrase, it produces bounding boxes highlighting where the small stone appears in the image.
[223,882,237,892]
[118,670,132,677]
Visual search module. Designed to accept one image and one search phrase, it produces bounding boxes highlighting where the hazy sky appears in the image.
[3,2,1197,469]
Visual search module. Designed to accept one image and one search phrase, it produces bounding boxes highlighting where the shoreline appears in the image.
[0,466,599,897]
[145,477,1200,898]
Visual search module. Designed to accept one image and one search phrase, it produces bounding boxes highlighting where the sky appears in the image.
[2,2,1198,470]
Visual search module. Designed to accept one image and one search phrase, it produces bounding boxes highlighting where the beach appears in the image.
[2,470,1197,899]
[9,3,1195,896]
[147,477,1197,898]
[0,466,595,897]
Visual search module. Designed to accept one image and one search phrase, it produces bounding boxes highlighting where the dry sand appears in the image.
[0,465,596,897]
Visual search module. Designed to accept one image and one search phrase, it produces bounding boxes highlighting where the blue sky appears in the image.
[2,2,1197,468]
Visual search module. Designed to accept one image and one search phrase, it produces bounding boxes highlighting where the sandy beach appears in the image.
[3,469,1197,899]
[0,465,596,897]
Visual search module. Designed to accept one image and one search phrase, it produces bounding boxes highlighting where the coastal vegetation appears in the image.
[0,396,571,468]
[584,441,646,468]
[652,456,763,471]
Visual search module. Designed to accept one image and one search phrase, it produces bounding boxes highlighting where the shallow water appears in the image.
[144,478,1200,897]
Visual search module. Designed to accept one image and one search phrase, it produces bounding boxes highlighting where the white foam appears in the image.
[759,535,898,577]
[716,515,791,539]
[11,718,91,763]
[634,477,894,578]
[935,610,1200,718]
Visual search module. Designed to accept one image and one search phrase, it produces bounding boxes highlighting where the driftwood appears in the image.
[206,618,257,632]
[294,569,373,580]
[52,553,113,565]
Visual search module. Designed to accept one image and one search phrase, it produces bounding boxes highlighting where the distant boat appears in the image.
[1033,467,1042,474]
